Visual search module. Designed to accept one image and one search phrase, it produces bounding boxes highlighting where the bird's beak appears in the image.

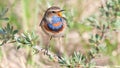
[57,10,65,17]
[60,10,65,12]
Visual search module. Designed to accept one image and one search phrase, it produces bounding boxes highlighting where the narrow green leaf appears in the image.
[95,34,99,39]
[13,30,18,34]
[17,45,21,50]
[0,8,8,17]
[0,30,5,34]
[7,23,10,31]
[96,25,101,30]
[89,39,95,43]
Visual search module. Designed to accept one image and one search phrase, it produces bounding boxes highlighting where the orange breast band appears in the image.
[53,22,61,27]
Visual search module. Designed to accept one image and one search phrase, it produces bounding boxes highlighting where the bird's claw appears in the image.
[41,48,49,55]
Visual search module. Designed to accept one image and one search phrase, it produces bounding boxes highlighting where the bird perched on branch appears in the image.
[39,6,68,54]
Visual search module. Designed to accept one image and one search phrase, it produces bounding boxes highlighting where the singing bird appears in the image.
[39,6,68,53]
[40,6,68,39]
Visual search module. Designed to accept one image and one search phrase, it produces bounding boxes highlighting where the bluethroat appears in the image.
[39,6,68,54]
[40,6,68,39]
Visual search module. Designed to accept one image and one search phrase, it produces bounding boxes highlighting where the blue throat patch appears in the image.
[47,16,63,31]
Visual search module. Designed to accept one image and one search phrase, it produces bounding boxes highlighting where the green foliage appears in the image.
[0,23,18,46]
[86,0,120,48]
[58,52,95,68]
[0,8,9,21]
[16,32,39,49]
[84,0,120,65]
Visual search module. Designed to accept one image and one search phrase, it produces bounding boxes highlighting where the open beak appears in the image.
[57,10,65,17]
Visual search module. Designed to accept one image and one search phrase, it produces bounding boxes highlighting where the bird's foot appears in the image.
[41,48,49,55]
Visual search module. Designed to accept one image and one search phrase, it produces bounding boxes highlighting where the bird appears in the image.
[39,6,68,54]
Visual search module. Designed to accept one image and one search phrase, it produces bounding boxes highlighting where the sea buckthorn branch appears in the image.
[85,0,120,62]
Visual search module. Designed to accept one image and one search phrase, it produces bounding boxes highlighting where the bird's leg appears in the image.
[43,36,52,55]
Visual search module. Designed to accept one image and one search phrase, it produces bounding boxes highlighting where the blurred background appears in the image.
[0,0,120,68]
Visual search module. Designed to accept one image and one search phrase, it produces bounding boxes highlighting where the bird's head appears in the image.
[45,6,64,18]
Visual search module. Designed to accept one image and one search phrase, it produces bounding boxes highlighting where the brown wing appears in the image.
[39,17,46,26]
[39,18,43,26]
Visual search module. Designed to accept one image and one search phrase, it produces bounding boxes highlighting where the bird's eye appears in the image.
[52,11,55,13]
